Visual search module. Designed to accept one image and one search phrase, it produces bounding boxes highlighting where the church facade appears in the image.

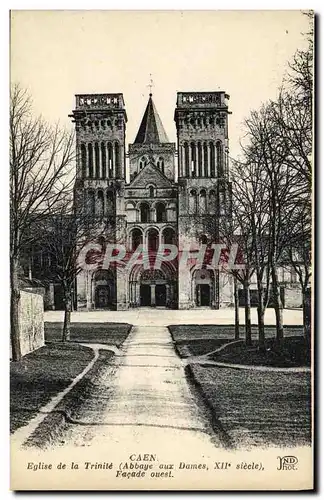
[70,90,235,310]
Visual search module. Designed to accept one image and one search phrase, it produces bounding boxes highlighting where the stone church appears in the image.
[70,90,234,310]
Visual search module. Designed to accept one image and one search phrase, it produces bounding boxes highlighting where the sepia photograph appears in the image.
[9,9,314,491]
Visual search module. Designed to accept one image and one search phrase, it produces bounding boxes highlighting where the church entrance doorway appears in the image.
[200,284,211,306]
[155,284,166,307]
[95,285,110,308]
[140,284,151,306]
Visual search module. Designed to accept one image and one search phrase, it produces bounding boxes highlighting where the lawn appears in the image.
[169,325,310,367]
[11,322,132,434]
[45,322,132,345]
[10,343,94,433]
[189,364,312,449]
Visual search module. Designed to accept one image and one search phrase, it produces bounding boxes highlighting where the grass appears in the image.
[10,343,94,434]
[24,349,114,449]
[11,322,132,434]
[45,322,132,345]
[169,324,309,367]
[189,364,312,449]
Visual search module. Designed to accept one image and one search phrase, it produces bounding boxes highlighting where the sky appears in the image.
[10,10,310,164]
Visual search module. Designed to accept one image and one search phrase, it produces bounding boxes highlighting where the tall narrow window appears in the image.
[81,144,87,177]
[88,143,93,178]
[140,203,150,223]
[106,191,114,215]
[149,186,155,197]
[115,142,120,177]
[97,190,104,217]
[189,189,197,213]
[148,228,159,252]
[163,228,176,245]
[157,157,164,173]
[95,143,100,178]
[184,142,189,177]
[209,189,216,213]
[101,142,106,178]
[203,143,208,176]
[108,143,113,177]
[86,190,95,215]
[131,229,143,250]
[156,203,166,223]
[217,142,223,177]
[210,142,215,177]
[191,142,196,177]
[139,157,147,170]
[197,142,202,177]
[199,189,207,213]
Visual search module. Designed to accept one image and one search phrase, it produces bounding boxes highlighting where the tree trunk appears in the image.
[257,283,266,352]
[62,288,72,342]
[243,279,252,346]
[10,256,22,361]
[271,265,284,346]
[257,305,265,352]
[234,276,240,340]
[302,289,311,346]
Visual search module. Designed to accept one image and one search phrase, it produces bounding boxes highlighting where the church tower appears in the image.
[129,94,175,182]
[174,91,232,309]
[70,93,127,310]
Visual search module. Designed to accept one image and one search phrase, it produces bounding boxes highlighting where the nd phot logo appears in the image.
[277,456,298,471]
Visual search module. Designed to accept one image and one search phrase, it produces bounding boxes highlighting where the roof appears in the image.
[134,95,169,144]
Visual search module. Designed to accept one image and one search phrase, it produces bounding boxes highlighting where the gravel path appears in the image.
[56,326,222,453]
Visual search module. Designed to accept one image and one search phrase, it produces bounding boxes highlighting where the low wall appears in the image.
[18,290,45,357]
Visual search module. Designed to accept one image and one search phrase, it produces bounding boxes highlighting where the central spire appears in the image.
[134,95,169,144]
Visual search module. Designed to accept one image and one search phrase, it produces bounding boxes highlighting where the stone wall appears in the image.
[17,290,44,357]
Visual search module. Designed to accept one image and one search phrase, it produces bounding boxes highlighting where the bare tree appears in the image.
[10,84,75,360]
[227,158,273,351]
[35,195,123,341]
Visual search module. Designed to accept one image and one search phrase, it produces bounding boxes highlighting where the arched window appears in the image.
[95,142,100,178]
[210,142,215,177]
[88,143,93,178]
[157,157,164,173]
[115,142,120,176]
[101,142,106,178]
[140,203,150,223]
[106,191,114,215]
[184,142,189,177]
[86,190,95,215]
[97,190,104,217]
[203,143,208,176]
[209,189,216,213]
[108,143,113,176]
[189,189,197,213]
[156,202,167,223]
[131,229,143,250]
[191,142,196,177]
[197,142,202,177]
[199,189,207,213]
[149,186,155,197]
[163,228,176,245]
[81,144,87,177]
[148,228,159,252]
[216,142,223,176]
[139,156,148,170]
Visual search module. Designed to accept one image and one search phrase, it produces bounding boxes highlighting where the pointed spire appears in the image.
[134,95,169,144]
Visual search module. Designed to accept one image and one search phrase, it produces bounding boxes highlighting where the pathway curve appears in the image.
[56,326,223,454]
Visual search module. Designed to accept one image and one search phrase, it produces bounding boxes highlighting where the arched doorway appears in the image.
[129,264,177,308]
[193,269,214,307]
[93,269,115,309]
